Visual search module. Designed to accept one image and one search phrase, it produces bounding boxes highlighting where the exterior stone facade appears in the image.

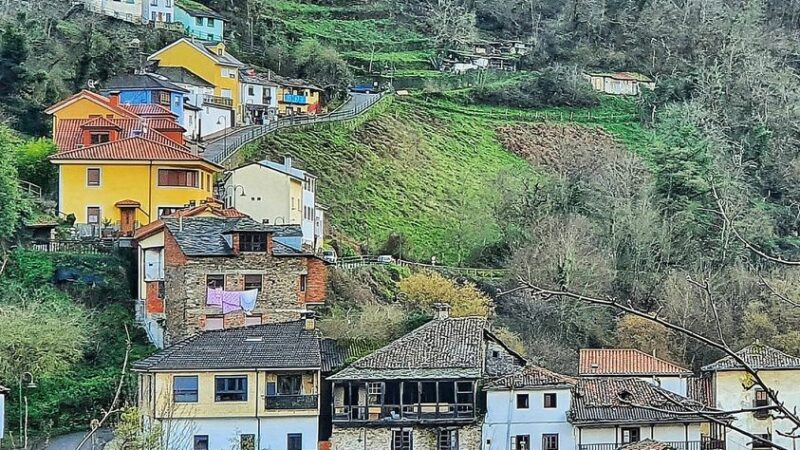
[331,424,482,450]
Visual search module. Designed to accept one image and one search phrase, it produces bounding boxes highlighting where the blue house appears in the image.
[102,73,189,126]
[174,0,225,42]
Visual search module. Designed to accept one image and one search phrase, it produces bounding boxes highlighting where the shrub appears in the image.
[397,271,491,317]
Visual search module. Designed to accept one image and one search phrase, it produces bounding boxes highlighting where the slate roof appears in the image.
[133,321,321,371]
[619,440,676,450]
[104,73,188,93]
[185,39,243,67]
[579,349,691,376]
[570,378,711,425]
[163,216,275,256]
[257,159,309,180]
[701,343,800,372]
[175,0,224,19]
[267,71,323,91]
[273,240,312,257]
[240,69,279,86]
[152,66,214,88]
[486,364,577,390]
[329,317,490,381]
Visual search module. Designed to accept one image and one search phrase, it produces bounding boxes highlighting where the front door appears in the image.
[120,208,135,236]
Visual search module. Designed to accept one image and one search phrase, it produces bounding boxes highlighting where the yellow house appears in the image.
[276,80,323,116]
[134,320,323,450]
[47,90,223,237]
[148,38,245,124]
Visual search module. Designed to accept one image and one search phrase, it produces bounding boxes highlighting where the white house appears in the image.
[702,343,800,450]
[584,72,655,96]
[579,349,693,397]
[483,365,577,450]
[133,320,323,450]
[240,69,279,125]
[145,0,175,23]
[570,378,722,450]
[224,157,324,251]
[84,0,146,23]
[0,385,7,440]
[151,66,231,140]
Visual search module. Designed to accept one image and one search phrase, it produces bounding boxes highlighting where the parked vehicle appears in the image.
[322,249,338,264]
[376,254,395,264]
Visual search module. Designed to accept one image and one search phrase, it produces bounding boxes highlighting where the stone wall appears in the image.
[330,424,482,450]
[163,230,327,341]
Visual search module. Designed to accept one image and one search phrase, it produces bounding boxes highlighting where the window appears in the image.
[205,315,223,330]
[215,376,247,402]
[392,430,412,450]
[193,436,208,450]
[244,274,262,290]
[287,434,302,450]
[300,275,308,292]
[221,88,233,98]
[159,92,171,105]
[195,16,203,26]
[438,430,458,450]
[752,434,772,449]
[158,169,198,187]
[621,427,640,444]
[240,233,267,252]
[173,376,198,402]
[543,434,559,450]
[544,393,557,408]
[755,389,770,407]
[151,11,157,21]
[150,0,156,5]
[165,12,171,21]
[277,374,301,395]
[90,133,110,144]
[157,207,181,218]
[207,18,215,27]
[240,434,255,450]
[165,0,171,6]
[87,207,101,224]
[87,168,101,186]
[516,393,529,409]
[513,435,530,450]
[248,86,255,96]
[207,274,225,290]
[367,382,384,405]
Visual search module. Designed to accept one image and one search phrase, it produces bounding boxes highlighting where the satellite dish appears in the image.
[87,79,96,89]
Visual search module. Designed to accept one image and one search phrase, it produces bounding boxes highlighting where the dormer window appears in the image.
[90,133,110,144]
[239,233,267,252]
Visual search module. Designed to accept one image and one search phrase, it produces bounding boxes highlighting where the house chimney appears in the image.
[108,91,121,106]
[301,311,316,330]
[284,154,293,170]
[433,303,451,320]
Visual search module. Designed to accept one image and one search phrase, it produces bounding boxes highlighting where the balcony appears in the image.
[578,441,724,450]
[283,94,308,105]
[265,394,318,410]
[333,403,475,425]
[203,95,233,109]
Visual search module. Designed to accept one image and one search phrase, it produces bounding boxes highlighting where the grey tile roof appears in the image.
[701,343,800,372]
[272,241,312,257]
[258,159,308,180]
[619,439,677,450]
[240,69,279,87]
[329,317,490,381]
[186,40,244,67]
[104,73,188,93]
[163,216,275,257]
[132,320,321,371]
[174,0,224,19]
[152,66,214,88]
[569,378,712,425]
[486,364,577,390]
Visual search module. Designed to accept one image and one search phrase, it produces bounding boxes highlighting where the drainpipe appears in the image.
[256,369,261,450]
[148,159,154,221]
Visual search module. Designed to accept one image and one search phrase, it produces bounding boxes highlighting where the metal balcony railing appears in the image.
[203,95,233,108]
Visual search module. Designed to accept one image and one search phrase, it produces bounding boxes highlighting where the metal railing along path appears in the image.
[209,93,387,165]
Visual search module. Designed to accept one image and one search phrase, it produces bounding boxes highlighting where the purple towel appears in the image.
[207,288,223,306]
[222,291,243,314]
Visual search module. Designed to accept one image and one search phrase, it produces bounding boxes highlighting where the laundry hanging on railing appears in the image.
[207,288,260,314]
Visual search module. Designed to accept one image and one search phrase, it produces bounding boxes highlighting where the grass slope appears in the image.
[238,95,655,264]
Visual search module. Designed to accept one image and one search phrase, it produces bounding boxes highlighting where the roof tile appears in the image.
[701,343,800,372]
[579,349,691,376]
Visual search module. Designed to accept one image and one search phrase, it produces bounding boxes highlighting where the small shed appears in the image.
[585,71,655,96]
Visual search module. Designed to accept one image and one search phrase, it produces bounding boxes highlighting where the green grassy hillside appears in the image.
[237,95,656,264]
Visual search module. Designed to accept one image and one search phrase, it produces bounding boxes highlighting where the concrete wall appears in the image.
[225,163,293,224]
[156,416,318,450]
[331,424,482,450]
[483,388,574,450]
[174,7,224,42]
[714,369,800,450]
[85,0,145,23]
[144,0,174,22]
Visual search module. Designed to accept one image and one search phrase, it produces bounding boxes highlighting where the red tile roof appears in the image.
[80,116,122,129]
[115,199,142,207]
[49,136,211,162]
[45,90,137,118]
[54,118,185,153]
[579,349,691,376]
[123,103,176,117]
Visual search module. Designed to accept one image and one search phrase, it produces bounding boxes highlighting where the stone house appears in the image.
[327,305,527,450]
[701,343,800,450]
[133,202,327,348]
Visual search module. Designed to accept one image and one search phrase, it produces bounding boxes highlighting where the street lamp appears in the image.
[217,115,229,151]
[19,371,36,447]
[223,184,246,208]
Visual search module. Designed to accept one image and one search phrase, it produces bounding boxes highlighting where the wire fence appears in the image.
[210,93,388,164]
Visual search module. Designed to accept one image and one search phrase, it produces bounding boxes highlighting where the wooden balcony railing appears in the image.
[332,403,475,424]
[265,394,318,410]
[578,440,723,450]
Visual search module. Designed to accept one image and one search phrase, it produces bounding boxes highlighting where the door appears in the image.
[120,208,135,236]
